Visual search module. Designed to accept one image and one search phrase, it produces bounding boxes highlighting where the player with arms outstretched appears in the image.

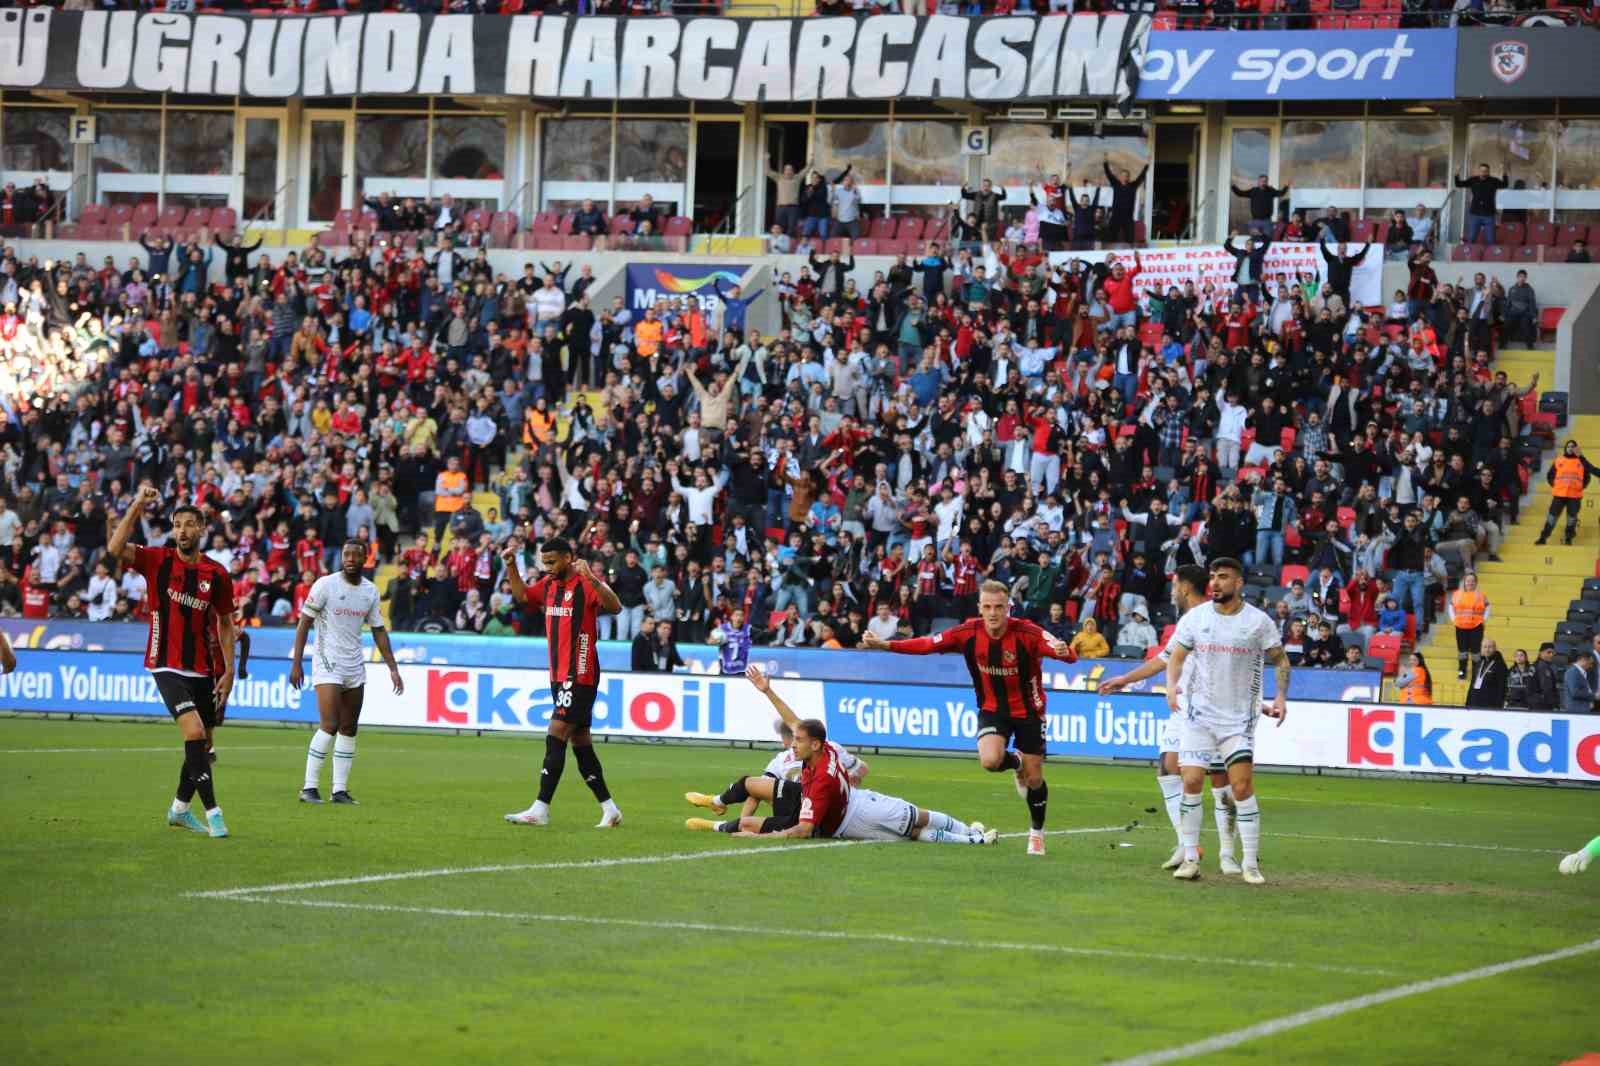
[501,537,625,828]
[108,485,237,838]
[290,539,404,805]
[1162,558,1291,884]
[862,579,1076,855]
[1099,564,1242,873]
[728,669,997,845]
[685,665,869,834]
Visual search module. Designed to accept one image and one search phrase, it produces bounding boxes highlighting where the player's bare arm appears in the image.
[500,545,528,605]
[746,664,798,726]
[573,559,622,615]
[1098,655,1164,695]
[860,631,890,650]
[1164,644,1190,713]
[288,611,314,690]
[0,631,16,674]
[372,627,404,695]
[108,484,160,564]
[214,610,237,711]
[1263,645,1290,723]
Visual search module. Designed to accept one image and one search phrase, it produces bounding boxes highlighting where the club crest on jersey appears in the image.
[198,579,211,594]
[564,589,573,602]
[1004,649,1016,664]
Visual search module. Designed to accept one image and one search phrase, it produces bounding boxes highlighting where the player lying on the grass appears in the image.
[109,485,236,839]
[290,540,405,806]
[1098,564,1242,874]
[723,667,997,845]
[1559,836,1600,875]
[862,580,1075,856]
[1162,558,1290,885]
[685,664,868,834]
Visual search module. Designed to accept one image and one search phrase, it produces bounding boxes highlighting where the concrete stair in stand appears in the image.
[1408,374,1600,704]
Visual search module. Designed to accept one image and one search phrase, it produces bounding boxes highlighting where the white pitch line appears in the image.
[1272,831,1566,855]
[1102,936,1600,1066]
[0,745,280,755]
[220,894,1398,977]
[186,825,1134,899]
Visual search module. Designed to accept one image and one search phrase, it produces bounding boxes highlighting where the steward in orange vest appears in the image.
[1537,441,1600,546]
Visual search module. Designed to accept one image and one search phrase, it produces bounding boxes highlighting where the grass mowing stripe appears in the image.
[1273,831,1566,855]
[187,826,1133,898]
[221,895,1401,977]
[0,745,282,754]
[1102,936,1600,1066]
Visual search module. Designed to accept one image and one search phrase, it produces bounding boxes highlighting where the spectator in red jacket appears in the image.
[1104,251,1142,331]
[1341,568,1380,641]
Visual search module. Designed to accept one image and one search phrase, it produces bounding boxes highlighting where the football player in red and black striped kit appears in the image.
[863,580,1076,855]
[500,536,624,828]
[109,485,238,839]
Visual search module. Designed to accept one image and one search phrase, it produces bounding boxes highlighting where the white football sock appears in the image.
[305,729,334,790]
[1236,793,1261,867]
[332,734,357,793]
[1212,784,1235,858]
[601,798,621,817]
[1179,791,1205,860]
[919,828,981,844]
[924,810,972,836]
[171,799,189,813]
[1157,774,1184,841]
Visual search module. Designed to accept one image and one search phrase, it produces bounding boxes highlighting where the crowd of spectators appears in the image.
[0,165,1554,686]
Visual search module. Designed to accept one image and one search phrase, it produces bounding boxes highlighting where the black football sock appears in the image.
[716,819,741,833]
[537,735,568,804]
[175,761,196,804]
[184,739,216,810]
[1026,782,1048,832]
[573,744,611,803]
[718,777,751,806]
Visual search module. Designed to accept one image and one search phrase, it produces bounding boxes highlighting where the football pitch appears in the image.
[2,716,1596,1066]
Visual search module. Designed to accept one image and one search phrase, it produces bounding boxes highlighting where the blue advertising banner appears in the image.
[0,619,1379,702]
[623,263,747,314]
[1137,29,1455,100]
[0,650,317,722]
[825,682,1168,759]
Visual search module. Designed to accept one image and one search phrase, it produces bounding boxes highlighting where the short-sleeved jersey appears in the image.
[764,740,859,783]
[525,572,602,686]
[1170,600,1282,726]
[1155,605,1200,713]
[301,574,384,674]
[134,546,234,676]
[799,743,853,838]
[897,617,1061,719]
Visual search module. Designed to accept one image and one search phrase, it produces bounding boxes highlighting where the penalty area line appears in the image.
[1102,936,1600,1066]
[218,894,1398,977]
[186,825,1133,899]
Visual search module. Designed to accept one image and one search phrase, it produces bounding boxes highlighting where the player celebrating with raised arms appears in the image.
[108,485,237,839]
[1162,558,1291,885]
[290,539,404,805]
[1099,564,1242,873]
[728,667,997,845]
[862,579,1076,855]
[685,664,869,834]
[501,537,625,829]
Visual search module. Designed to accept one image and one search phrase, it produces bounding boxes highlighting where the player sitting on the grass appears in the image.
[1098,564,1241,874]
[721,667,998,845]
[290,539,405,806]
[685,665,868,834]
[1560,836,1600,875]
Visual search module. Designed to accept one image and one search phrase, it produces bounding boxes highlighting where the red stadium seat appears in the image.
[662,216,694,237]
[1284,524,1303,551]
[80,203,109,226]
[558,212,578,236]
[1279,565,1309,587]
[562,235,592,251]
[1139,321,1165,348]
[924,219,949,242]
[210,207,237,232]
[897,216,925,242]
[183,207,212,230]
[1514,245,1538,263]
[1540,306,1567,340]
[1279,427,1297,452]
[1556,222,1586,246]
[1350,218,1376,243]
[464,208,491,229]
[1495,221,1524,246]
[1483,245,1510,263]
[157,204,186,229]
[868,216,896,241]
[608,216,635,236]
[1449,244,1481,262]
[1528,220,1556,247]
[852,239,877,256]
[131,202,160,232]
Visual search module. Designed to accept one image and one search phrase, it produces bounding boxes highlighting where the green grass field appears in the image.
[2,715,1597,1066]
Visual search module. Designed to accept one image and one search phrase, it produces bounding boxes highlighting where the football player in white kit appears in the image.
[1161,557,1291,885]
[289,540,404,805]
[696,667,998,845]
[1098,564,1243,873]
